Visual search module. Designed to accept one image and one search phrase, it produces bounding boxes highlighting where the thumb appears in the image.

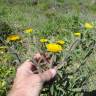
[39,68,56,82]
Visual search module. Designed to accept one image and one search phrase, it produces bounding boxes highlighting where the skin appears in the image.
[8,53,56,96]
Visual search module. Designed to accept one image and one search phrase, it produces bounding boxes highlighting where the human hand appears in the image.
[8,53,56,96]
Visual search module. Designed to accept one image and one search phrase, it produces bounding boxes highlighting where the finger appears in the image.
[44,53,50,59]
[39,68,56,82]
[21,60,33,69]
[34,53,42,61]
[18,60,37,72]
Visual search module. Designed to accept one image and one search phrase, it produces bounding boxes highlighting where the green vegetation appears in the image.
[0,0,96,96]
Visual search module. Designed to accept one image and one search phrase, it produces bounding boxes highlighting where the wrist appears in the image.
[8,84,40,96]
[8,87,27,96]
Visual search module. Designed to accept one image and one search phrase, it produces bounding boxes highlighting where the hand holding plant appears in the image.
[8,54,56,96]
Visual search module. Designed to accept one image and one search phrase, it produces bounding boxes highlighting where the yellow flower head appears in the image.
[40,39,48,43]
[7,35,21,41]
[84,23,93,29]
[24,28,33,33]
[74,32,81,37]
[46,43,63,52]
[56,40,65,45]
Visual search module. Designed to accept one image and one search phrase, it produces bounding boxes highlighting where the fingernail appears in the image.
[50,69,56,78]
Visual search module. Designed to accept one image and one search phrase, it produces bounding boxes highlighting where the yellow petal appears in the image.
[84,23,93,29]
[40,39,48,43]
[24,28,33,33]
[46,43,63,52]
[74,32,81,37]
[7,35,21,41]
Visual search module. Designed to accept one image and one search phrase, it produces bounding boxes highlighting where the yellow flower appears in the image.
[7,35,21,41]
[40,39,48,43]
[56,40,65,45]
[84,23,93,29]
[24,28,33,33]
[46,43,62,52]
[74,32,81,37]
